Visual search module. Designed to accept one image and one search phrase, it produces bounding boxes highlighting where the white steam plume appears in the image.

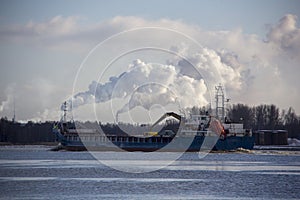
[0,86,14,114]
[168,47,246,92]
[67,45,247,121]
[68,58,209,117]
[0,97,11,113]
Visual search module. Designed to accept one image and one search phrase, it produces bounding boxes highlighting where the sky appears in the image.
[0,0,300,122]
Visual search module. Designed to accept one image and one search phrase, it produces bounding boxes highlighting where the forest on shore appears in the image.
[0,103,299,144]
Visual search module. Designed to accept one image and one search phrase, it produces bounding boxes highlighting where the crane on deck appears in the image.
[150,112,182,130]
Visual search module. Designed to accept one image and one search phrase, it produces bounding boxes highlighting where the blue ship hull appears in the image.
[55,131,255,152]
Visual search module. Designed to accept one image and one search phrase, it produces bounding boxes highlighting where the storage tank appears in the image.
[275,130,288,145]
[263,130,273,145]
[256,130,288,145]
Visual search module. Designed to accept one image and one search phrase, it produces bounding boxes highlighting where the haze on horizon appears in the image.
[0,0,300,122]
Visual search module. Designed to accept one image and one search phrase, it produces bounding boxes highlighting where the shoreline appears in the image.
[1,143,300,153]
[254,145,300,151]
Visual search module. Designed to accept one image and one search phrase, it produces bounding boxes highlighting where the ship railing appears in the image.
[67,134,174,144]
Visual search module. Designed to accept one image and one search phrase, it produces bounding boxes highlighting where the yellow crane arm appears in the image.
[150,112,182,130]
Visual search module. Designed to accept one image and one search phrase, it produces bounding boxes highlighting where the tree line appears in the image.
[0,118,56,144]
[0,117,179,144]
[0,103,299,144]
[227,104,299,138]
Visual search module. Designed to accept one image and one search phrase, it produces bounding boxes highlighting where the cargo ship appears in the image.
[53,112,254,151]
[52,85,255,151]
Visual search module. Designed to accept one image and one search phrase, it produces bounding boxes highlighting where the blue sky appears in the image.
[1,0,300,35]
[0,0,300,122]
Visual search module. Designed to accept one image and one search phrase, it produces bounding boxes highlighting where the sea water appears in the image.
[0,146,299,199]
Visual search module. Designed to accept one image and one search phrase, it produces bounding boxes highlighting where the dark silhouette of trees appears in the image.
[252,104,281,130]
[227,103,255,129]
[284,107,300,138]
[0,118,56,144]
[267,104,280,130]
[227,104,299,139]
[186,106,208,115]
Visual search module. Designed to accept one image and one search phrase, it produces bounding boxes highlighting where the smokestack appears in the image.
[12,96,15,122]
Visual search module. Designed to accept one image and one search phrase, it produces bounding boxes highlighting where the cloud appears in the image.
[1,16,74,36]
[267,14,300,55]
[2,14,300,57]
[25,15,78,36]
[1,14,300,121]
[0,16,200,51]
[0,15,85,50]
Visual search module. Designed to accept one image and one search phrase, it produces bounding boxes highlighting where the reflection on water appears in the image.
[0,146,299,199]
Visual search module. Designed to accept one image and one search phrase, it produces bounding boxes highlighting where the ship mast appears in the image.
[215,84,225,122]
[62,101,67,123]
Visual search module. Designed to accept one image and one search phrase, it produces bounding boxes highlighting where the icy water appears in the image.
[0,146,299,200]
